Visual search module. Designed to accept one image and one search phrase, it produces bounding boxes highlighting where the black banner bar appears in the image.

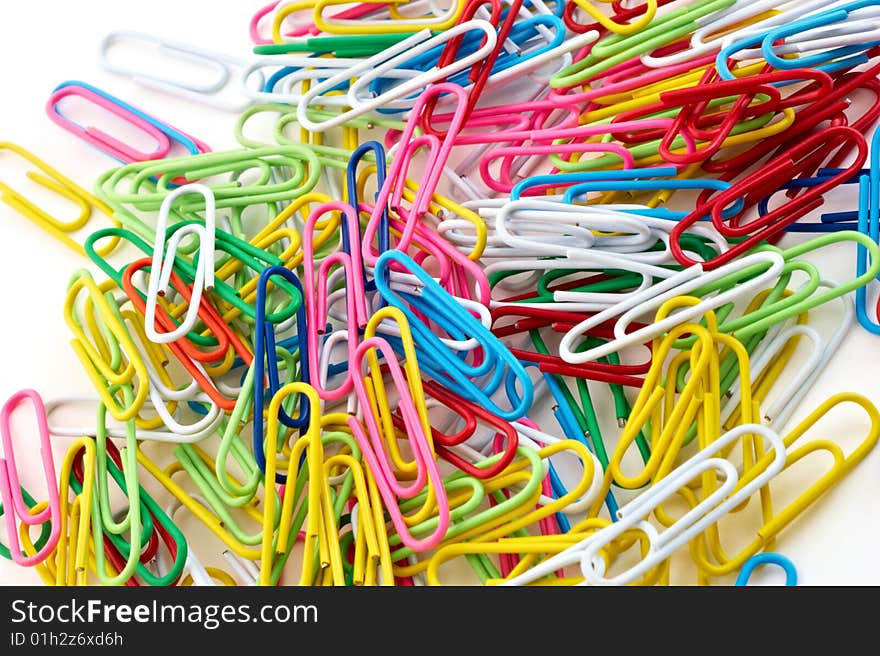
[0,585,859,651]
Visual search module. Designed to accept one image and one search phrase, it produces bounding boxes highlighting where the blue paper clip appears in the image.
[512,166,744,221]
[735,552,798,586]
[511,166,677,200]
[562,177,739,220]
[857,172,880,332]
[760,0,880,71]
[716,14,873,81]
[375,250,533,421]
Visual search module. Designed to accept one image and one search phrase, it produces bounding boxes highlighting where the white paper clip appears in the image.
[294,20,498,132]
[145,184,216,345]
[100,31,263,111]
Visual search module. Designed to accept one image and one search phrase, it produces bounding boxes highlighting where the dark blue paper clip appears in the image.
[759,168,866,232]
[253,265,311,481]
[346,140,390,293]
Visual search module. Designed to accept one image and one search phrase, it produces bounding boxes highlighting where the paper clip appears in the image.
[176,448,268,557]
[96,146,320,220]
[670,127,869,270]
[570,0,663,34]
[415,379,519,480]
[348,335,450,552]
[557,250,786,364]
[399,439,597,576]
[0,390,61,567]
[294,20,498,132]
[490,305,651,386]
[346,140,390,286]
[759,0,880,70]
[162,499,223,586]
[501,423,786,586]
[139,446,266,561]
[87,393,146,586]
[0,488,51,564]
[122,258,253,411]
[308,0,467,35]
[46,81,210,163]
[723,282,853,431]
[64,270,150,422]
[449,11,574,88]
[571,0,658,35]
[552,0,735,87]
[252,265,312,468]
[691,393,880,577]
[419,0,525,138]
[144,184,216,344]
[46,437,95,585]
[0,142,121,257]
[118,310,225,443]
[856,129,880,333]
[46,81,170,162]
[643,0,837,68]
[88,224,301,332]
[259,383,323,584]
[375,250,533,421]
[301,201,369,401]
[76,436,187,586]
[758,171,865,233]
[100,31,262,112]
[735,553,797,586]
[362,83,469,269]
[389,441,591,575]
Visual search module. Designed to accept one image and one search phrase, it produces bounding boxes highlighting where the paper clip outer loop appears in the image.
[0,390,61,566]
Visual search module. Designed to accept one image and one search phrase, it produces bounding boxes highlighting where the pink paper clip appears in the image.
[47,83,171,163]
[302,201,369,401]
[355,174,490,304]
[0,389,61,566]
[362,83,469,267]
[479,141,636,193]
[425,98,584,148]
[427,108,695,160]
[347,336,450,552]
[389,211,491,304]
[548,52,719,107]
[46,81,210,165]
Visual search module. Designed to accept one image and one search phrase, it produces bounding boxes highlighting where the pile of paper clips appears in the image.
[3,0,880,586]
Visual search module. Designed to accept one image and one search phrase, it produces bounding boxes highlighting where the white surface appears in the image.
[0,0,878,586]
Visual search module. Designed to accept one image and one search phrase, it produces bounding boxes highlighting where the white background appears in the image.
[0,0,879,586]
